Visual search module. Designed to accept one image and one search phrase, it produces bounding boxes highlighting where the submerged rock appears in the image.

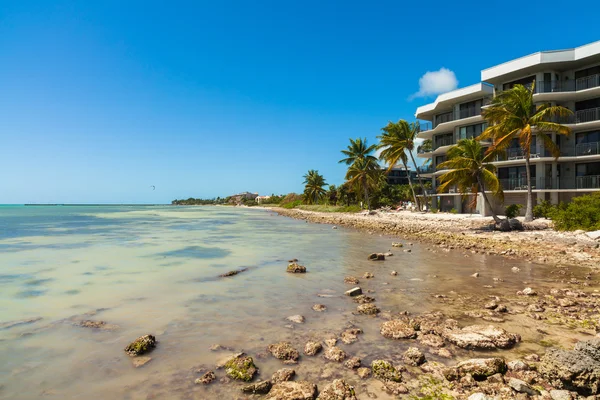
[304,341,323,356]
[402,347,425,366]
[352,294,375,304]
[266,381,318,400]
[287,315,306,324]
[344,276,359,284]
[317,379,357,400]
[268,342,300,364]
[312,304,327,312]
[242,380,272,394]
[219,268,248,277]
[444,358,507,381]
[132,356,152,368]
[362,272,374,279]
[443,325,520,349]
[357,367,371,379]
[380,319,417,339]
[124,334,156,356]
[195,370,216,384]
[371,360,402,382]
[344,357,361,369]
[223,353,257,381]
[340,328,362,345]
[287,263,307,273]
[272,368,295,383]
[368,253,385,261]
[323,346,346,362]
[356,303,379,315]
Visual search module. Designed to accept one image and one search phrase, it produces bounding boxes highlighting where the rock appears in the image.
[419,333,445,348]
[332,226,337,229]
[524,354,540,362]
[0,316,43,330]
[224,353,258,381]
[549,389,572,400]
[324,338,337,347]
[219,268,248,277]
[356,303,379,315]
[312,304,327,312]
[404,249,412,253]
[507,360,529,371]
[371,360,402,382]
[512,266,521,272]
[287,263,307,273]
[132,356,152,368]
[268,342,300,364]
[344,287,362,297]
[352,295,374,304]
[380,319,417,339]
[287,315,305,324]
[586,230,600,240]
[484,301,498,310]
[124,334,156,356]
[304,341,322,356]
[357,367,371,379]
[508,377,540,395]
[363,272,374,279]
[402,347,425,366]
[444,358,507,381]
[539,347,600,395]
[392,242,403,247]
[272,368,296,383]
[443,325,520,349]
[324,346,346,362]
[391,270,398,276]
[519,287,537,296]
[471,272,480,278]
[344,357,361,369]
[344,276,359,284]
[195,370,216,384]
[574,338,600,361]
[316,379,357,400]
[209,344,232,351]
[468,394,494,400]
[559,298,577,307]
[527,304,545,312]
[340,329,362,344]
[266,381,318,400]
[242,380,273,394]
[368,253,385,261]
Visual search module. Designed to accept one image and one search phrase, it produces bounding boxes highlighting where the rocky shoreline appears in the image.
[271,208,600,269]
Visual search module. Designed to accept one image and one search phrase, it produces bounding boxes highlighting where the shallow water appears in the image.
[0,205,593,399]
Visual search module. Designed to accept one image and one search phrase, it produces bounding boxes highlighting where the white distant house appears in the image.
[255,195,272,204]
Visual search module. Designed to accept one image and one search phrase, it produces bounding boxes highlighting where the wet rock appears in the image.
[381,381,408,395]
[559,298,577,307]
[268,342,300,364]
[287,263,307,273]
[508,377,540,396]
[344,276,359,284]
[316,379,357,400]
[266,381,318,400]
[287,315,305,324]
[357,367,371,379]
[527,304,545,312]
[471,272,479,278]
[195,370,216,384]
[356,303,379,315]
[549,389,572,400]
[362,272,374,279]
[380,319,417,339]
[371,360,402,382]
[468,394,494,400]
[219,268,248,277]
[402,347,425,366]
[324,346,346,362]
[352,295,375,304]
[340,329,362,344]
[304,341,323,356]
[242,380,273,394]
[224,353,257,381]
[132,356,152,368]
[0,317,43,330]
[392,242,403,247]
[345,287,362,297]
[272,368,296,383]
[444,358,507,381]
[418,333,445,348]
[443,325,520,349]
[484,301,498,310]
[436,348,453,358]
[518,287,537,296]
[507,360,529,371]
[512,267,521,272]
[324,338,337,347]
[496,304,508,313]
[574,338,600,361]
[124,334,156,356]
[344,357,361,369]
[539,342,600,395]
[78,320,113,329]
[390,270,398,276]
[312,304,327,312]
[209,344,232,351]
[368,253,385,261]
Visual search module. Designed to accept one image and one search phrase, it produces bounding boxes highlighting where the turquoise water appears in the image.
[0,206,588,399]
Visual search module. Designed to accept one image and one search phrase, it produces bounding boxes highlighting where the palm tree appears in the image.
[339,138,378,166]
[327,184,338,205]
[437,138,504,224]
[480,82,572,221]
[377,121,419,209]
[302,170,327,205]
[376,120,429,210]
[345,158,380,210]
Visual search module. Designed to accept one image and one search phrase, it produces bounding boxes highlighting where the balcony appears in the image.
[576,141,600,156]
[417,165,435,174]
[535,74,600,94]
[418,99,491,134]
[499,176,600,190]
[553,107,600,125]
[499,178,537,191]
[434,136,454,150]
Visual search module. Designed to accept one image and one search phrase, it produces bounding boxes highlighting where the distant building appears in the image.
[229,192,259,204]
[255,195,271,204]
[385,165,430,186]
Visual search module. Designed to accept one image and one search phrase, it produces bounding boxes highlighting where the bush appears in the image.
[505,204,522,219]
[279,193,303,208]
[449,208,457,214]
[281,200,302,209]
[533,200,555,219]
[551,193,600,231]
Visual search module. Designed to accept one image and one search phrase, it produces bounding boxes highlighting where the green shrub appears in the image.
[551,192,600,231]
[449,208,458,214]
[281,199,302,209]
[505,204,522,219]
[533,200,555,219]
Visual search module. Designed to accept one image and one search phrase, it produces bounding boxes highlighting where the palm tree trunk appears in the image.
[403,160,418,208]
[524,156,534,221]
[476,174,501,223]
[363,176,370,211]
[408,151,427,211]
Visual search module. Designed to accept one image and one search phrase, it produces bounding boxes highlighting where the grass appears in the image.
[294,204,362,213]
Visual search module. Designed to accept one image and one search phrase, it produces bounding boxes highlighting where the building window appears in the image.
[502,75,536,91]
[459,123,487,140]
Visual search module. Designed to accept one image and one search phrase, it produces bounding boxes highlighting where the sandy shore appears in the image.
[272,207,600,269]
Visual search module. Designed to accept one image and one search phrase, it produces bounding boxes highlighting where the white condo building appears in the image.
[416,40,600,215]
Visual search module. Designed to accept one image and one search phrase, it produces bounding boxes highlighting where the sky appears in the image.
[1,1,598,204]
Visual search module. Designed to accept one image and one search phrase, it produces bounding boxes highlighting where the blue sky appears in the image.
[1,1,598,204]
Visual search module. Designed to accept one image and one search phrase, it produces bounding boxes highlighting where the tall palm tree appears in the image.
[302,170,327,205]
[480,82,572,221]
[327,184,338,205]
[377,121,419,209]
[437,138,503,224]
[345,158,380,210]
[339,138,378,166]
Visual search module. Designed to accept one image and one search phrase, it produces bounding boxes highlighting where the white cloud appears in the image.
[410,68,458,99]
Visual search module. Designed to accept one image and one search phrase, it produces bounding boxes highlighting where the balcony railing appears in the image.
[535,74,600,94]
[434,136,454,150]
[499,178,537,191]
[576,141,600,156]
[498,176,600,190]
[417,165,434,174]
[502,148,540,160]
[417,121,433,132]
[557,107,600,124]
[577,175,600,189]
